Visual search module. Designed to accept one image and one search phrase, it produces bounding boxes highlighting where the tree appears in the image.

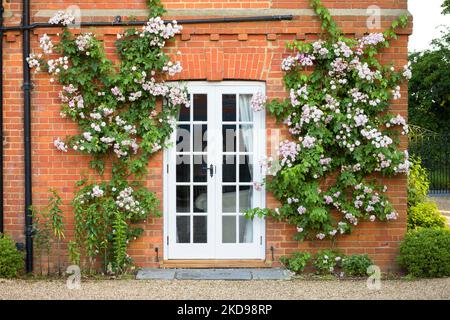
[408,28,450,133]
[443,0,450,15]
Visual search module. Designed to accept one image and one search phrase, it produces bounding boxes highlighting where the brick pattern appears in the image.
[1,0,411,273]
[24,0,408,11]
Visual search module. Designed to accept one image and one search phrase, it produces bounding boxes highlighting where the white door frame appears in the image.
[163,81,266,260]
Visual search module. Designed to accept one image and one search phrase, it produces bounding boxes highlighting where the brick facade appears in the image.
[1,0,411,272]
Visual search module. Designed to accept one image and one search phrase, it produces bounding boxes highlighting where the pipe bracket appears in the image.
[22,82,34,90]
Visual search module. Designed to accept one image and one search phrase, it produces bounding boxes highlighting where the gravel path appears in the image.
[430,196,450,226]
[1,278,449,300]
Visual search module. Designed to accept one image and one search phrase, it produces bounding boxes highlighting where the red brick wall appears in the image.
[1,0,411,273]
[20,0,410,12]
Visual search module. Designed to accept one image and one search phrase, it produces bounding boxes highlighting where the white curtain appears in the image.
[238,94,254,243]
[239,94,253,154]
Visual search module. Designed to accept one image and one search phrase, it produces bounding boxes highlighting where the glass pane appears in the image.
[223,125,236,153]
[176,160,190,182]
[193,94,207,121]
[239,94,253,122]
[193,155,207,183]
[223,155,236,182]
[176,186,190,213]
[193,216,207,243]
[222,186,236,213]
[239,185,253,212]
[178,97,190,121]
[222,94,236,122]
[176,216,190,243]
[176,125,190,152]
[239,216,253,243]
[193,124,207,152]
[239,125,253,153]
[193,186,207,213]
[239,155,253,182]
[222,216,236,243]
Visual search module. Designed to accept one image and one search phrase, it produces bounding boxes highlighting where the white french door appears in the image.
[164,81,266,260]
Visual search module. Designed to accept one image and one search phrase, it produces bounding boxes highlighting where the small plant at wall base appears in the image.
[0,234,24,279]
[30,190,65,276]
[280,252,311,274]
[27,2,189,274]
[341,254,373,277]
[246,0,410,242]
[313,250,344,275]
[281,250,374,277]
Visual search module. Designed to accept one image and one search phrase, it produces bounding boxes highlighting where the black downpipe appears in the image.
[0,3,4,235]
[23,0,33,273]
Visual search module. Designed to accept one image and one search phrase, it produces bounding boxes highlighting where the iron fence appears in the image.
[409,132,450,194]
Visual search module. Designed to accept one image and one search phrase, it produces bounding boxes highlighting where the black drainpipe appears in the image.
[0,2,4,235]
[23,0,33,273]
[0,15,294,31]
[0,5,293,273]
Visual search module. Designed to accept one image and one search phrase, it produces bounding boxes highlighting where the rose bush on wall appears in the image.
[27,1,189,274]
[246,0,411,242]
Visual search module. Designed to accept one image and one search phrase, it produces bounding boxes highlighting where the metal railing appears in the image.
[409,131,450,194]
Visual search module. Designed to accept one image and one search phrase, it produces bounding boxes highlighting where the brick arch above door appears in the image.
[170,47,272,81]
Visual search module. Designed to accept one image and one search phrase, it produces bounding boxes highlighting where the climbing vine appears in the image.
[246,0,411,242]
[27,1,189,273]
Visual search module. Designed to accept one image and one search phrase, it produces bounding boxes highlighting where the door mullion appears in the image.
[209,87,218,259]
[238,94,242,244]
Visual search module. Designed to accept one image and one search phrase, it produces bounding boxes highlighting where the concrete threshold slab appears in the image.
[175,269,252,280]
[136,269,176,280]
[136,268,291,281]
[249,268,292,280]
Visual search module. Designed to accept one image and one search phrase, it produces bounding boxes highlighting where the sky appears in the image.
[408,0,450,52]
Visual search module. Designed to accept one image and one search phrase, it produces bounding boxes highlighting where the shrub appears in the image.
[0,234,24,278]
[313,250,344,274]
[398,228,450,278]
[407,202,446,230]
[342,254,373,277]
[280,252,311,273]
[407,157,430,208]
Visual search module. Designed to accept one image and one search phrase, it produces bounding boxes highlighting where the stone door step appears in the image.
[136,268,291,280]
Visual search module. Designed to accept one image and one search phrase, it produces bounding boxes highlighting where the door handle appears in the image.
[207,164,214,178]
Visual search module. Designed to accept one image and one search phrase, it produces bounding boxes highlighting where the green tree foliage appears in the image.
[408,28,450,133]
[443,0,450,15]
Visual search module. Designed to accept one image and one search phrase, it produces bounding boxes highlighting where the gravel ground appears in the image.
[430,196,450,226]
[1,278,449,300]
[431,196,450,211]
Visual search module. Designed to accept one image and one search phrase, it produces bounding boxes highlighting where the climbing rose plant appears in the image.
[246,0,411,242]
[27,1,189,273]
